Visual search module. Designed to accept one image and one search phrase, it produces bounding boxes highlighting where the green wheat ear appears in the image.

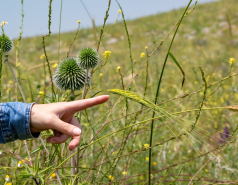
[53,58,91,91]
[0,34,13,52]
[77,47,99,69]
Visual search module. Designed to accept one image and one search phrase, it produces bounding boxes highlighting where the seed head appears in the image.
[77,47,99,69]
[53,58,90,91]
[0,34,13,52]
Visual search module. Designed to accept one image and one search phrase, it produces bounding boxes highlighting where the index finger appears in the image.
[66,95,109,113]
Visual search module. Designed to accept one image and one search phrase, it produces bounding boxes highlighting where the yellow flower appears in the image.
[82,164,86,168]
[84,123,89,126]
[140,52,145,58]
[229,58,235,65]
[40,54,45,59]
[144,144,149,149]
[9,81,13,85]
[18,161,23,167]
[7,87,11,92]
[117,66,121,71]
[25,157,29,161]
[0,21,8,27]
[145,46,148,49]
[51,173,56,179]
[146,157,149,162]
[194,81,198,85]
[108,175,114,180]
[39,91,44,95]
[6,183,12,185]
[5,175,10,181]
[122,171,127,176]
[205,169,208,173]
[118,10,122,13]
[52,63,58,68]
[153,162,157,165]
[77,20,81,23]
[16,62,21,67]
[99,73,103,77]
[103,51,112,58]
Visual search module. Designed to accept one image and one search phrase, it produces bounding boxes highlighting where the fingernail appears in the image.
[73,128,81,135]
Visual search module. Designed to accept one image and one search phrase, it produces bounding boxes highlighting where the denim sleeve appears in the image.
[0,102,40,143]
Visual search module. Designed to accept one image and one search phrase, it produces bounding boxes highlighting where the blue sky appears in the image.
[0,0,218,39]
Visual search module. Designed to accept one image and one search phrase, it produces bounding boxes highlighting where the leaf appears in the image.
[169,52,185,88]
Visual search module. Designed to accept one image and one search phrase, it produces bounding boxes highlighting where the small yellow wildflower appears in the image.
[0,21,8,27]
[52,63,58,68]
[82,164,86,168]
[229,58,235,65]
[7,87,11,92]
[140,52,145,58]
[84,123,89,126]
[103,51,112,58]
[99,73,103,77]
[122,171,127,176]
[40,54,45,59]
[6,183,12,185]
[194,81,198,85]
[9,81,13,85]
[38,91,44,96]
[205,169,208,173]
[144,143,149,149]
[18,161,23,167]
[146,157,149,162]
[145,46,148,49]
[118,10,122,13]
[153,162,157,165]
[108,175,114,181]
[117,66,121,71]
[16,62,21,67]
[77,20,81,23]
[51,173,56,179]
[25,157,29,161]
[5,175,10,181]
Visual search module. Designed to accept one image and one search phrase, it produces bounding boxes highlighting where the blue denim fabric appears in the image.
[0,102,40,143]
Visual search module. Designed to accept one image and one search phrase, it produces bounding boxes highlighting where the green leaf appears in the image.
[169,52,185,88]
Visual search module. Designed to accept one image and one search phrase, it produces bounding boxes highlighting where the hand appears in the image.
[30,95,109,151]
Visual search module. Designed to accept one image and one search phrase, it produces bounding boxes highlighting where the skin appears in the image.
[30,95,109,151]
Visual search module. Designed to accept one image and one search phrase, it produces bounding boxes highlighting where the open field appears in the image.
[1,0,238,184]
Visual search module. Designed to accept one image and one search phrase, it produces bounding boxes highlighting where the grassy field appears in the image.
[1,0,238,184]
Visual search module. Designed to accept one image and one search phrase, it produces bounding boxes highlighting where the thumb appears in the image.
[51,118,81,136]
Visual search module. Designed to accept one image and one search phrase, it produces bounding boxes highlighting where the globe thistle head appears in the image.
[53,58,91,91]
[77,47,99,69]
[0,34,13,52]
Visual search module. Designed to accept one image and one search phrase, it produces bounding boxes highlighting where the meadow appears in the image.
[0,0,238,184]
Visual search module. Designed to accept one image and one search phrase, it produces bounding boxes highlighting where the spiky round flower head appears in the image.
[77,47,99,69]
[0,34,13,52]
[53,58,91,91]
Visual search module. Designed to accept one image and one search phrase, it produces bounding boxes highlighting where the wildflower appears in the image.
[51,173,56,179]
[18,161,23,167]
[229,58,235,65]
[5,175,10,182]
[7,87,11,92]
[82,164,86,168]
[16,62,21,67]
[0,21,8,27]
[153,162,157,165]
[108,175,114,180]
[146,157,149,162]
[145,46,148,49]
[144,143,149,149]
[77,20,81,23]
[84,123,89,126]
[117,66,121,71]
[122,171,127,176]
[194,81,198,85]
[140,52,145,58]
[9,81,13,85]
[25,157,29,161]
[39,91,44,96]
[103,50,112,58]
[6,183,12,185]
[99,73,103,77]
[52,63,58,68]
[118,10,122,13]
[40,54,45,59]
[205,169,208,173]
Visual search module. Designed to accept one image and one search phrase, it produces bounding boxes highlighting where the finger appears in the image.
[66,95,109,113]
[68,117,82,151]
[46,130,70,144]
[50,117,82,137]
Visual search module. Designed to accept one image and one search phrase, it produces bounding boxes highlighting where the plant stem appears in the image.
[148,1,193,184]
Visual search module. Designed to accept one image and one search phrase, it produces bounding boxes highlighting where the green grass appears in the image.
[1,0,238,184]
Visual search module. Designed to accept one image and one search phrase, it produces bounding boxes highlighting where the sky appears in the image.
[0,0,218,39]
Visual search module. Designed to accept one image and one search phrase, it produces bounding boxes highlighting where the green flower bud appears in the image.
[77,47,99,69]
[0,34,13,52]
[53,58,90,91]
